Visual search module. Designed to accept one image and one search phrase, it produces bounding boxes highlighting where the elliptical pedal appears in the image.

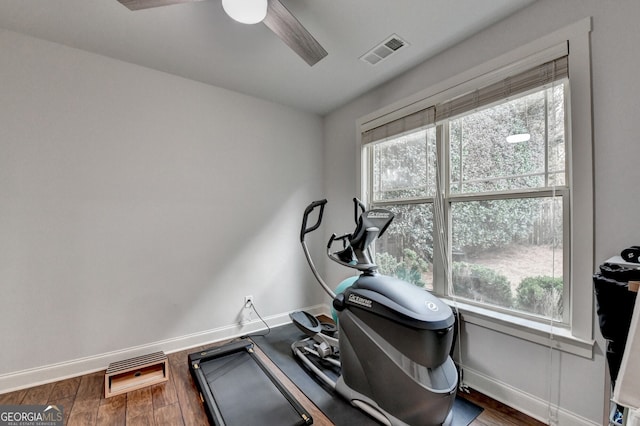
[290,311,322,337]
[320,322,337,336]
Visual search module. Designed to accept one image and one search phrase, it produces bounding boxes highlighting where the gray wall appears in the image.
[0,29,325,377]
[323,0,640,423]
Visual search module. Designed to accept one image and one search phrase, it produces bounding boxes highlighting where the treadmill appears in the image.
[188,339,313,426]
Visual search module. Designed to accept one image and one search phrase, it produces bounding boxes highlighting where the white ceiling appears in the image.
[0,0,536,115]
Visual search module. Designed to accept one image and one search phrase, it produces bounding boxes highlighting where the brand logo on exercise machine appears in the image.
[348,294,372,308]
[367,211,391,219]
[426,301,439,312]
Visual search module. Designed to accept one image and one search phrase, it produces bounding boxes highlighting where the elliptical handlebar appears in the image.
[300,199,327,242]
[300,199,336,299]
[326,232,378,271]
[326,232,350,250]
[353,197,366,225]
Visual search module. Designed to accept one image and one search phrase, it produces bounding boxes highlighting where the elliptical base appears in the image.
[291,331,456,426]
[334,368,455,426]
[336,308,458,426]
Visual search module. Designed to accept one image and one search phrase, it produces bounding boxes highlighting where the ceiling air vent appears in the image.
[360,34,409,66]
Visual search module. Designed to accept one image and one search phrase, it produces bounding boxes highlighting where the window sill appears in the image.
[443,299,595,358]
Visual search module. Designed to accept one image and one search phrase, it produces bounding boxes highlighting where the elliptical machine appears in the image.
[291,198,458,426]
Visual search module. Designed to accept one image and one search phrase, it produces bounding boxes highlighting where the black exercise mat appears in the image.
[251,322,483,426]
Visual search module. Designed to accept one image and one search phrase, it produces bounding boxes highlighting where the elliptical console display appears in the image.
[292,198,458,426]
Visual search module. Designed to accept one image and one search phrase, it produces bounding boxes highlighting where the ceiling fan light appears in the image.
[222,0,268,24]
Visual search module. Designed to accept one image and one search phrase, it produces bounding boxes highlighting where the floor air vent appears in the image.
[360,34,409,65]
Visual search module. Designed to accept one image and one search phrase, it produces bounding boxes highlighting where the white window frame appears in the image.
[357,18,594,357]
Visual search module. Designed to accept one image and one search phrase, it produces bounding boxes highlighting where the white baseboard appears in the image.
[462,366,600,426]
[0,304,328,394]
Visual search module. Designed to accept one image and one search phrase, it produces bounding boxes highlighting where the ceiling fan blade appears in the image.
[116,0,204,11]
[262,0,328,66]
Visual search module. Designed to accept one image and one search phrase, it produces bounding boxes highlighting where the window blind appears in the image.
[361,106,435,145]
[360,55,567,145]
[434,56,568,122]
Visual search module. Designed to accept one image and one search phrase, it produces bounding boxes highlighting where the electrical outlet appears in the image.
[244,295,253,308]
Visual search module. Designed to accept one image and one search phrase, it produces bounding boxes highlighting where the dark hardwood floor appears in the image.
[0,342,546,426]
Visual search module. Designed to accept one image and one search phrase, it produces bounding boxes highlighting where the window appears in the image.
[363,55,571,324]
[448,84,568,323]
[360,20,594,355]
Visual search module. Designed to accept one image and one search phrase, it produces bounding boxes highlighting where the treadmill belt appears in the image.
[189,340,312,426]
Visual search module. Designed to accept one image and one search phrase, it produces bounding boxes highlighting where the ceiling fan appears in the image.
[115,0,328,66]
